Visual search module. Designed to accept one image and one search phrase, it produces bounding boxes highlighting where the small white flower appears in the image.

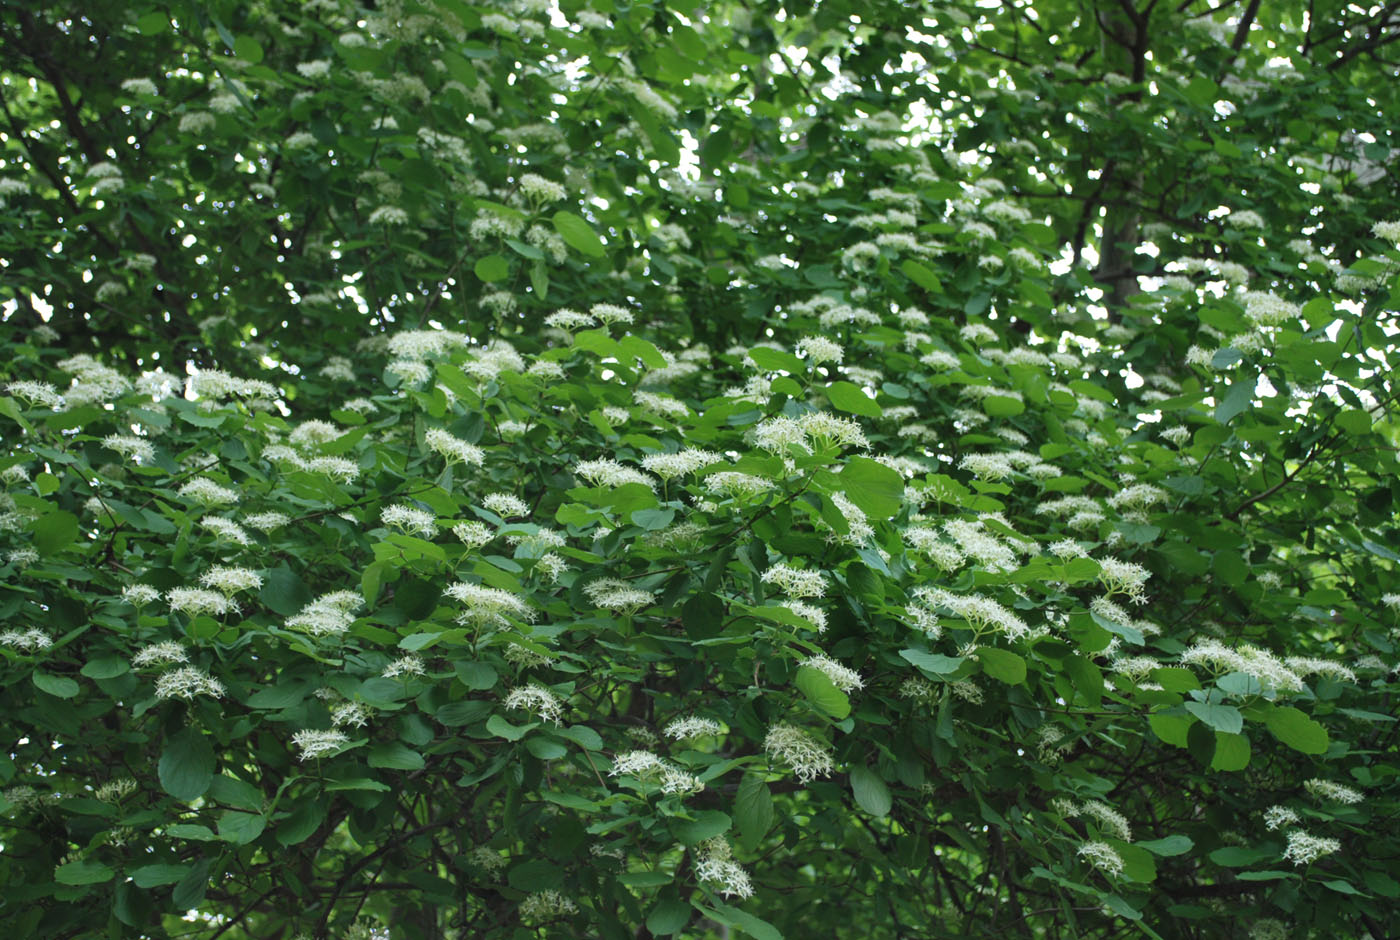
[291,728,349,760]
[381,503,437,537]
[482,493,529,518]
[763,723,833,783]
[154,666,225,700]
[503,683,563,723]
[1077,841,1124,876]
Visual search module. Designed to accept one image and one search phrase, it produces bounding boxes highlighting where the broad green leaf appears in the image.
[552,210,605,257]
[838,455,904,520]
[1264,706,1329,754]
[217,811,267,844]
[33,672,79,698]
[826,381,882,417]
[474,254,510,282]
[849,766,892,817]
[55,860,115,885]
[734,772,774,851]
[901,259,943,292]
[977,647,1026,684]
[1138,834,1193,857]
[159,729,216,801]
[1184,702,1243,735]
[34,509,78,555]
[368,741,426,770]
[795,665,851,719]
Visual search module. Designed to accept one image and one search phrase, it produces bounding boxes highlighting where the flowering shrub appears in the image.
[1,1,1399,938]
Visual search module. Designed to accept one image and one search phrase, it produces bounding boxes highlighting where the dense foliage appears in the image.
[2,0,1399,937]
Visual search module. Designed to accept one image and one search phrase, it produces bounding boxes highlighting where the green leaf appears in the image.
[1210,731,1251,771]
[277,799,327,846]
[1264,706,1329,754]
[208,774,263,811]
[552,210,605,257]
[747,346,805,373]
[485,714,534,741]
[850,766,892,817]
[136,11,168,34]
[217,810,267,844]
[509,859,564,891]
[33,671,79,698]
[1209,846,1273,867]
[1138,834,1193,857]
[260,565,313,617]
[54,860,115,885]
[1184,701,1243,735]
[901,259,943,293]
[454,661,498,691]
[158,729,216,801]
[694,902,783,940]
[826,381,882,417]
[131,864,190,888]
[80,657,129,679]
[795,665,851,719]
[977,647,1026,684]
[368,742,426,770]
[981,394,1025,417]
[646,900,692,935]
[474,254,509,282]
[900,648,965,675]
[838,455,904,520]
[233,35,264,64]
[734,772,774,852]
[672,810,731,844]
[1216,372,1255,424]
[34,510,78,555]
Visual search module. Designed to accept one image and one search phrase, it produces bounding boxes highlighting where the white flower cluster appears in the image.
[1303,779,1364,805]
[694,836,754,898]
[1097,557,1151,602]
[583,577,654,614]
[503,684,563,723]
[0,628,52,651]
[167,587,236,617]
[198,566,263,595]
[913,587,1030,641]
[783,601,828,633]
[102,434,155,464]
[639,448,720,479]
[1077,841,1124,876]
[201,517,252,545]
[1263,805,1299,831]
[424,428,484,465]
[482,493,530,517]
[574,458,657,490]
[751,412,867,454]
[801,654,864,692]
[795,335,843,365]
[518,890,578,920]
[290,729,350,761]
[1282,829,1341,865]
[381,503,437,537]
[287,591,363,637]
[154,666,225,700]
[1180,640,1305,692]
[6,381,66,409]
[703,472,775,498]
[608,750,703,795]
[178,478,239,506]
[763,723,834,783]
[445,582,534,627]
[382,655,425,678]
[663,716,725,741]
[1079,800,1132,842]
[761,564,828,598]
[132,641,188,667]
